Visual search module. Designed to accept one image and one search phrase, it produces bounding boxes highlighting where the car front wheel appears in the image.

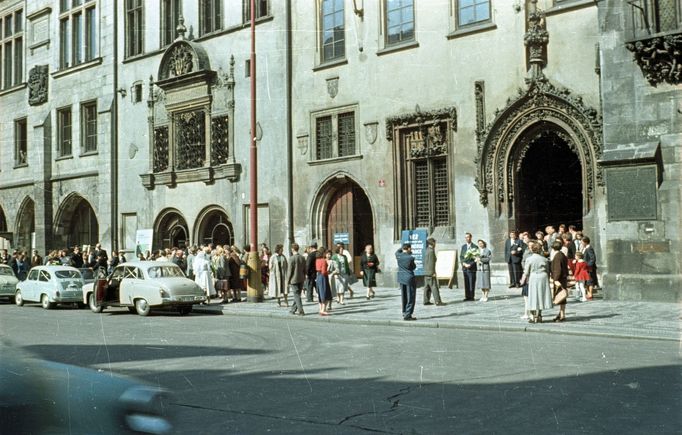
[178,306,192,316]
[135,298,151,316]
[89,293,103,313]
[14,290,23,306]
[41,294,55,310]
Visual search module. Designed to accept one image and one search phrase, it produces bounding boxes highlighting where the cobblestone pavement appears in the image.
[196,284,682,342]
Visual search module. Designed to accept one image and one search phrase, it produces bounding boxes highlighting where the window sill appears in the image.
[313,58,348,72]
[122,48,164,64]
[141,162,242,190]
[194,15,275,43]
[52,57,103,79]
[447,22,497,40]
[545,0,595,17]
[0,82,27,97]
[13,163,28,169]
[307,154,363,166]
[55,154,73,161]
[377,40,419,57]
[80,151,98,157]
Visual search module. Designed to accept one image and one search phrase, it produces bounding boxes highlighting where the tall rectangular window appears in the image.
[0,8,23,89]
[313,109,357,161]
[320,0,345,62]
[14,118,27,166]
[58,107,73,157]
[385,0,414,46]
[243,0,269,22]
[161,0,182,47]
[59,0,97,69]
[457,0,491,27]
[81,101,97,153]
[200,0,222,36]
[630,0,682,37]
[126,0,144,57]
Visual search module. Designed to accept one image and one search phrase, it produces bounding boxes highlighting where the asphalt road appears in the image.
[0,303,680,434]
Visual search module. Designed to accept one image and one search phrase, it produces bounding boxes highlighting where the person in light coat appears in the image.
[520,242,552,323]
[193,247,216,303]
[269,244,289,307]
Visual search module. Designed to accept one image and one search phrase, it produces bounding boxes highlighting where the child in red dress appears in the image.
[572,251,591,302]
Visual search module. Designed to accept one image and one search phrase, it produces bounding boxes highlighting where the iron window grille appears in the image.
[174,110,206,171]
[153,126,170,172]
[629,0,682,38]
[313,110,357,161]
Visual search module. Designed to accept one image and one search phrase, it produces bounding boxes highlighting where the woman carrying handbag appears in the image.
[550,240,569,322]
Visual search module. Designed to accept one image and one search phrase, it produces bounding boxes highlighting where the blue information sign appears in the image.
[333,232,350,245]
[401,229,428,276]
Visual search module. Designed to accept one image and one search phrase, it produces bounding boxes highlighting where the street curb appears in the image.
[193,307,680,342]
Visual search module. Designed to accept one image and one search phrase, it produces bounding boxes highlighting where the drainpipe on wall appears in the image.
[286,0,294,246]
[111,0,119,250]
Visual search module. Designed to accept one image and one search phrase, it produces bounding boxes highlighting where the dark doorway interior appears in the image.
[515,132,583,233]
[156,212,189,250]
[199,211,234,247]
[68,199,99,248]
[325,182,374,261]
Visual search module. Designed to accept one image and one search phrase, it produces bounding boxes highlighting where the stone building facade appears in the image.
[0,0,115,253]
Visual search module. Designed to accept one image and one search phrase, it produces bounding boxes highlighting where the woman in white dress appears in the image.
[520,242,552,323]
[268,244,289,307]
[193,247,216,303]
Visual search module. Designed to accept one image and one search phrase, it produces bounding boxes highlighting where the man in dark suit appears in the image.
[395,243,417,321]
[304,243,318,302]
[581,236,598,299]
[422,238,444,306]
[460,233,477,301]
[287,243,307,315]
[504,231,524,288]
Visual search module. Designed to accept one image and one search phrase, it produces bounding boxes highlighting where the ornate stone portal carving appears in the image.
[474,81,485,140]
[385,106,457,141]
[626,34,682,86]
[168,44,194,77]
[28,65,49,106]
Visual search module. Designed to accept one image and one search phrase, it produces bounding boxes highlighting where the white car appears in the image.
[0,264,19,303]
[82,261,206,316]
[15,266,85,309]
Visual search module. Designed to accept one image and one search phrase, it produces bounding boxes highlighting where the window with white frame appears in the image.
[57,106,72,157]
[1,7,23,89]
[81,101,97,153]
[320,0,345,63]
[59,0,97,69]
[14,118,27,167]
[199,0,222,36]
[125,0,144,57]
[384,0,414,46]
[312,109,357,161]
[456,0,491,27]
[161,0,182,47]
[243,0,269,22]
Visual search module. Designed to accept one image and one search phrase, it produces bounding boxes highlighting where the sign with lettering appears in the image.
[401,229,428,276]
[333,232,350,245]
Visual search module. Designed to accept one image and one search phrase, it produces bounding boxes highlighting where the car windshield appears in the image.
[0,268,14,276]
[79,269,95,280]
[55,270,82,279]
[147,265,184,278]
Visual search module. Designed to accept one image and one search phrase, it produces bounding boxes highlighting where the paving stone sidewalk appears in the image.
[195,285,681,341]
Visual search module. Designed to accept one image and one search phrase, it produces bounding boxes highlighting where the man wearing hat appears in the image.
[305,243,318,302]
[395,243,417,321]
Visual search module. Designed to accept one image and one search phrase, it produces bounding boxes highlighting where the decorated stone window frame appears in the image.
[308,104,362,165]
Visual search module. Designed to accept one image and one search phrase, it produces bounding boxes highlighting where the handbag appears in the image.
[553,285,568,305]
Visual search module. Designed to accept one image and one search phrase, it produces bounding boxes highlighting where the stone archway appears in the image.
[154,208,189,250]
[194,206,234,247]
[310,172,375,259]
[15,197,35,251]
[54,193,99,249]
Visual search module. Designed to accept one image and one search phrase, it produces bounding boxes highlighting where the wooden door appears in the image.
[326,185,354,256]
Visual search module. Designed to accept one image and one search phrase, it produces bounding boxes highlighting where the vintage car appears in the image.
[15,266,84,309]
[83,261,205,316]
[0,264,18,303]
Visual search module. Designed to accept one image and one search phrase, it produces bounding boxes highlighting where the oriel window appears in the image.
[0,7,23,89]
[320,0,345,62]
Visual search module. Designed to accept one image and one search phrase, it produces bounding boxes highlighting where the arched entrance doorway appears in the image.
[16,197,35,251]
[55,194,99,249]
[312,175,374,265]
[195,207,234,247]
[154,209,189,250]
[515,130,583,233]
[0,206,10,250]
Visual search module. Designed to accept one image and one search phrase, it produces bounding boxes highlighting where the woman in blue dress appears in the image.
[315,248,332,316]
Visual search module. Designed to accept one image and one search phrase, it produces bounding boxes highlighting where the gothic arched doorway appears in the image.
[320,179,374,259]
[195,207,234,247]
[154,209,189,250]
[16,197,35,251]
[56,195,99,248]
[515,131,583,233]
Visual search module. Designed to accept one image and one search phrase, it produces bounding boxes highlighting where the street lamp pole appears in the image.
[247,0,262,302]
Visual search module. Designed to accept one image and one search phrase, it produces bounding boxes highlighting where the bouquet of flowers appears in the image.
[463,247,480,262]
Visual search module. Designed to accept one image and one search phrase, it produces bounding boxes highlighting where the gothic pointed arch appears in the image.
[474,78,603,213]
[15,196,35,250]
[0,205,6,232]
[54,193,99,248]
[193,205,234,247]
[153,208,189,250]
